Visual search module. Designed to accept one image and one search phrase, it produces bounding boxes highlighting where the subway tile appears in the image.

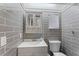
[0,4,23,56]
[62,6,79,56]
[0,46,5,56]
[0,16,5,24]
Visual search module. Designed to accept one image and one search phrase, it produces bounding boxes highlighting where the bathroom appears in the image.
[0,2,79,56]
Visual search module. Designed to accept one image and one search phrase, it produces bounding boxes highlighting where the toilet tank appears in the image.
[49,40,61,52]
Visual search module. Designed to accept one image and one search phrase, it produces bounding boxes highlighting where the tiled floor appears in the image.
[53,52,66,56]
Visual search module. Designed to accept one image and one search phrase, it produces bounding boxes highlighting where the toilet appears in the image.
[49,40,66,56]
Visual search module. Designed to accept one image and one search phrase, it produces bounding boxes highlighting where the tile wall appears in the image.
[0,3,23,56]
[61,5,79,56]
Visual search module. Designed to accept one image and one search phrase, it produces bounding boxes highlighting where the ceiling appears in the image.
[21,3,73,12]
[0,3,74,12]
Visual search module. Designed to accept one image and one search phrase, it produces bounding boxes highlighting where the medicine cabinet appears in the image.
[25,12,42,33]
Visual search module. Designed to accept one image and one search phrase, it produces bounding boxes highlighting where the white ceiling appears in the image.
[0,3,74,12]
[21,3,73,12]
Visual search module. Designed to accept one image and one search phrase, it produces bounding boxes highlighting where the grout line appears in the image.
[61,4,74,12]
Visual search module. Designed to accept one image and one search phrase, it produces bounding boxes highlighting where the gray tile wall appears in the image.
[23,33,42,39]
[0,4,23,56]
[23,11,61,42]
[23,12,43,39]
[42,12,61,44]
[61,5,79,56]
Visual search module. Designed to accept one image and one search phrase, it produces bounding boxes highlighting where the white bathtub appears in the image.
[17,38,48,56]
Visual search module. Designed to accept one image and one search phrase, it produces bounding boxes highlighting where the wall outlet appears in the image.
[1,36,7,46]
